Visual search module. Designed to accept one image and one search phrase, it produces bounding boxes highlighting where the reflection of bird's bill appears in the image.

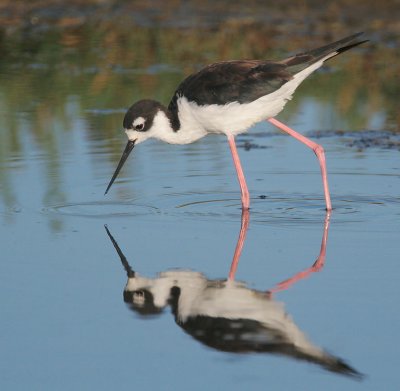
[104,225,135,278]
[104,139,136,195]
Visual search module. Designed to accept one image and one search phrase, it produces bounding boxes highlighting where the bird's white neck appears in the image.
[128,108,208,146]
[155,110,208,144]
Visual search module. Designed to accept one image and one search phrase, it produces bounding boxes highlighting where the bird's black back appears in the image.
[168,32,366,110]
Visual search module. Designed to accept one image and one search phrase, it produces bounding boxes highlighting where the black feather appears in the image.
[168,32,367,109]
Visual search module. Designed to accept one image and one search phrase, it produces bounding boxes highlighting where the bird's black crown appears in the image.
[123,99,165,132]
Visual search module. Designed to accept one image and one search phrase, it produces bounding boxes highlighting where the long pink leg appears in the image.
[269,211,331,295]
[267,117,332,211]
[227,135,250,210]
[228,208,250,281]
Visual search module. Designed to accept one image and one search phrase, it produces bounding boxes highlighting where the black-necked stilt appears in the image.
[104,220,361,378]
[105,33,367,210]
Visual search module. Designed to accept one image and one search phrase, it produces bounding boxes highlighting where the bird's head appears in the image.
[105,99,169,194]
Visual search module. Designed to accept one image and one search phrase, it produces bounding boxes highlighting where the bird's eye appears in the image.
[134,123,144,131]
[133,290,145,305]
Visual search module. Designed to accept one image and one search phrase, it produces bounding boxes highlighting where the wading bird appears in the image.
[105,33,367,211]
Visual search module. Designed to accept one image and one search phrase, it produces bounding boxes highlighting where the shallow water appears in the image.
[1,18,399,391]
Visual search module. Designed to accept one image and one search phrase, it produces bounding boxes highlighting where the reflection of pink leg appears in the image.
[267,118,332,211]
[269,211,331,294]
[228,208,250,280]
[227,135,250,210]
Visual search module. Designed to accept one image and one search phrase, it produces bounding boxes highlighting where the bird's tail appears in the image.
[282,32,368,72]
[304,32,366,56]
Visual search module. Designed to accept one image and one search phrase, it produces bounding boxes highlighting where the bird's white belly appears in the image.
[177,58,325,138]
[178,96,279,137]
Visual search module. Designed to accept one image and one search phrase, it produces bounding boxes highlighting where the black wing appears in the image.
[169,60,292,107]
[168,32,366,110]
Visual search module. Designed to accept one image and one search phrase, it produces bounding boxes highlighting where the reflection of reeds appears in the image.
[0,21,397,214]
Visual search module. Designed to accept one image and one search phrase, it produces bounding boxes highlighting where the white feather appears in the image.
[181,57,329,138]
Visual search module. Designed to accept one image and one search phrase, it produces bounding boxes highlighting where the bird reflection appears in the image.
[105,212,361,378]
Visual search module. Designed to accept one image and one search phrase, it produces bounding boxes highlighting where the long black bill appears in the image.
[105,140,136,195]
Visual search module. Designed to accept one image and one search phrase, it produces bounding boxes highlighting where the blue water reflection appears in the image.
[105,212,362,379]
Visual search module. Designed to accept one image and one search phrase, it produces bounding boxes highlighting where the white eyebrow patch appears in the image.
[133,117,146,127]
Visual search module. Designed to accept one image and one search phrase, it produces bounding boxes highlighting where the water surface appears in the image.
[0,10,399,391]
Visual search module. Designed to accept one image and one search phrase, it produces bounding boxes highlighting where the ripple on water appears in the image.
[45,201,160,219]
[43,193,399,225]
[156,191,399,226]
